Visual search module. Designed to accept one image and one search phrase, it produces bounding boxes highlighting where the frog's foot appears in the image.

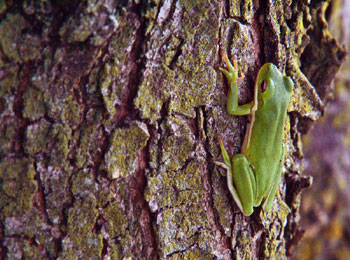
[214,135,230,176]
[218,50,238,82]
[215,134,232,167]
[218,50,244,85]
[213,160,229,171]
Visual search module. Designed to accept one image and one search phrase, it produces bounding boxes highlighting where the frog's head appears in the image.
[256,63,294,100]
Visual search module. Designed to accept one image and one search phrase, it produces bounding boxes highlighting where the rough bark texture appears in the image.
[0,0,345,259]
[294,1,350,259]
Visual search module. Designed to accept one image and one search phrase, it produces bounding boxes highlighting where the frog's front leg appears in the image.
[219,52,252,116]
[215,138,256,216]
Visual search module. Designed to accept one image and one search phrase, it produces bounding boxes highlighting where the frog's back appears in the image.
[245,65,294,202]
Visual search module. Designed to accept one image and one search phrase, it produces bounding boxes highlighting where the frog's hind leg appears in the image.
[215,137,256,216]
[230,154,256,216]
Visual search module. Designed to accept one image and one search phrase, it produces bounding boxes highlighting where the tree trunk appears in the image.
[0,1,345,259]
[294,1,350,259]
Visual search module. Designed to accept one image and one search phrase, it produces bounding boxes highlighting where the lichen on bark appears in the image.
[0,0,346,259]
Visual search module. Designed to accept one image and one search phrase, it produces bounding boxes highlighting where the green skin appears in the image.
[215,53,294,216]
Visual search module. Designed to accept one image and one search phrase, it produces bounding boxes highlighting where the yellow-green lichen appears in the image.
[211,167,234,236]
[231,222,253,260]
[164,35,182,67]
[103,200,131,260]
[33,231,60,258]
[4,238,44,259]
[41,166,72,225]
[148,114,197,175]
[161,135,195,171]
[229,0,254,23]
[58,0,108,44]
[256,208,290,260]
[25,122,72,168]
[98,11,140,117]
[0,159,37,218]
[71,168,113,208]
[51,123,72,166]
[58,198,103,259]
[100,61,122,117]
[263,226,288,260]
[292,6,311,56]
[134,77,167,123]
[0,118,17,157]
[0,159,43,240]
[23,86,46,120]
[219,19,252,76]
[135,1,220,124]
[283,113,301,171]
[0,13,26,62]
[289,60,323,121]
[71,110,104,169]
[146,160,204,209]
[0,63,18,116]
[103,123,149,179]
[157,204,209,257]
[21,238,45,259]
[24,118,51,156]
[46,94,82,128]
[104,200,128,238]
[146,156,210,257]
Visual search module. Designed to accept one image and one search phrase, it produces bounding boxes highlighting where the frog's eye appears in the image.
[259,80,267,93]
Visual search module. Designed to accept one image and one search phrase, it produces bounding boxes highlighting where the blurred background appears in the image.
[294,1,350,259]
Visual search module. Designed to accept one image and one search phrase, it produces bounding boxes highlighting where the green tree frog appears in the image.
[215,52,294,216]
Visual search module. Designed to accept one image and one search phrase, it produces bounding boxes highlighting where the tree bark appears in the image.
[0,0,345,259]
[294,1,350,259]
